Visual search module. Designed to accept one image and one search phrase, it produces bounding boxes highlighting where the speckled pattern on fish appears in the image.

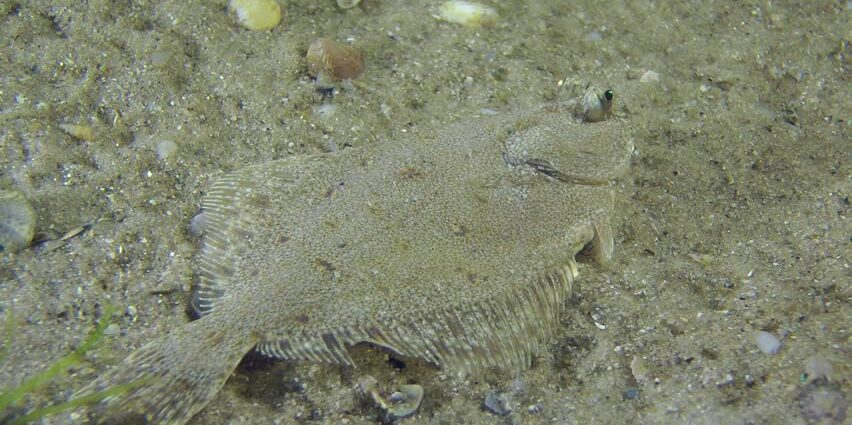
[77,84,633,424]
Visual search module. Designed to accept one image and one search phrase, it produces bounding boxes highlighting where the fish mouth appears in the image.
[525,159,611,186]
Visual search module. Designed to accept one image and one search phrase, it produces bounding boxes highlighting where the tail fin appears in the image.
[77,315,258,424]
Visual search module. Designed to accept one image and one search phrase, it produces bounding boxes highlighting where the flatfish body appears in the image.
[81,85,633,424]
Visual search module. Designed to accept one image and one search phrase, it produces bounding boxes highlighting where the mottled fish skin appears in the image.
[77,85,633,424]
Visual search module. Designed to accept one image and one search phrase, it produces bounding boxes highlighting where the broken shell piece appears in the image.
[59,123,96,141]
[59,225,87,242]
[306,38,364,81]
[336,0,361,8]
[357,375,423,420]
[630,355,651,384]
[0,190,35,252]
[483,390,512,416]
[387,385,424,419]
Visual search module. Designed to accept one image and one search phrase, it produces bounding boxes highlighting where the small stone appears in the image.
[754,331,781,355]
[483,390,512,416]
[126,305,137,318]
[509,378,526,395]
[630,355,651,383]
[640,70,660,83]
[755,331,782,354]
[157,140,179,161]
[103,323,120,336]
[527,403,543,414]
[306,38,364,81]
[702,368,721,386]
[313,103,337,119]
[623,388,639,400]
[150,50,173,68]
[323,137,339,153]
[803,355,835,383]
[716,373,735,388]
[188,212,208,237]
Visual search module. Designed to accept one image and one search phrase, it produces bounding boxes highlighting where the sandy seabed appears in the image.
[0,1,848,424]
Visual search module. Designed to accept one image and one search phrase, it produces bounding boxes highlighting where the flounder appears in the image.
[80,84,633,423]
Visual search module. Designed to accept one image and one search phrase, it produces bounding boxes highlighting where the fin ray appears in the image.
[77,316,257,424]
[257,260,574,372]
[194,163,298,316]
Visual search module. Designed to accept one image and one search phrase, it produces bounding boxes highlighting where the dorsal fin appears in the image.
[257,256,578,373]
[193,164,297,316]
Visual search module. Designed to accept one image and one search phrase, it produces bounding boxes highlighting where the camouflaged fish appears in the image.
[79,84,633,424]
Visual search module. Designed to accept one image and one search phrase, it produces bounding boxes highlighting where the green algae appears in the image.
[0,306,140,425]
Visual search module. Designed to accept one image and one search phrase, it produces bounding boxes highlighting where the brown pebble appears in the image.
[306,38,363,81]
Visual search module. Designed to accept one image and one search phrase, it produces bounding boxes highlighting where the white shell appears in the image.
[755,331,782,354]
[0,190,35,252]
[228,0,281,31]
[336,0,361,9]
[358,376,423,420]
[437,1,498,27]
[157,140,179,161]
